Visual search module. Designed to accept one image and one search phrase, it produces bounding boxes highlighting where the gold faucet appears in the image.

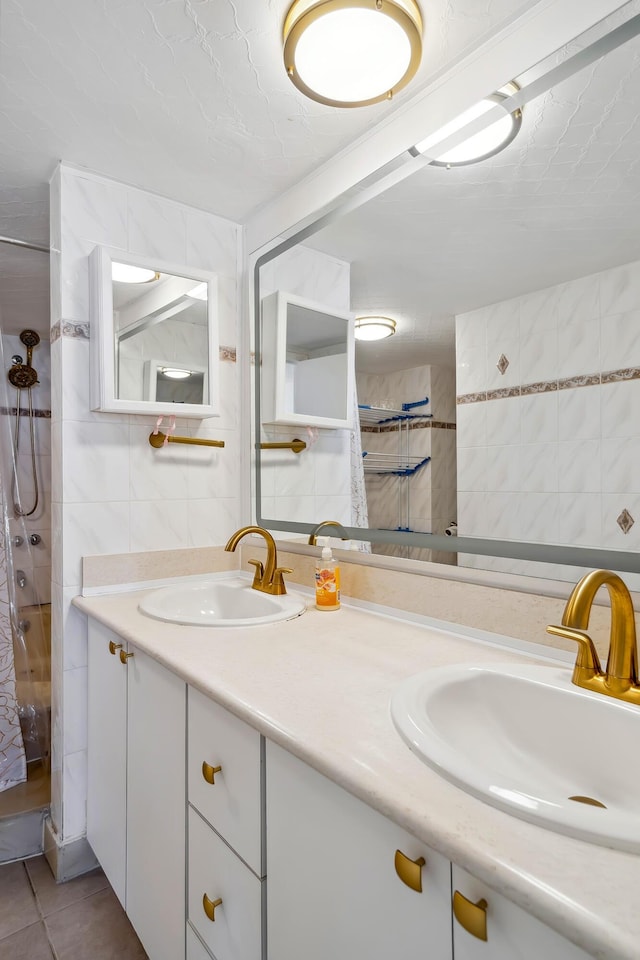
[224,526,291,596]
[308,520,348,546]
[547,569,640,705]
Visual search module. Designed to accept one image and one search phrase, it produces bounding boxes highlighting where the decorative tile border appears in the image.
[361,420,456,433]
[521,381,558,396]
[458,367,640,404]
[486,386,520,401]
[602,367,640,383]
[0,407,51,418]
[558,374,600,390]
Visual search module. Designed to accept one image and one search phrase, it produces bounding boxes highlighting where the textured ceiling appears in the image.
[0,0,536,337]
[307,22,640,373]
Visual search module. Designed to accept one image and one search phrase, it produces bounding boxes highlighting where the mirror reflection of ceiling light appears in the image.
[283,0,423,108]
[187,282,208,301]
[112,262,160,284]
[160,367,192,380]
[354,316,397,341]
[412,82,522,166]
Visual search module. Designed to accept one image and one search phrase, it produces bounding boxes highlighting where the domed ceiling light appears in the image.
[283,0,423,108]
[354,316,397,340]
[111,262,160,284]
[412,82,522,166]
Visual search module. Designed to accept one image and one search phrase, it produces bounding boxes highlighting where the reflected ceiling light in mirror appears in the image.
[111,262,160,284]
[160,367,192,380]
[412,82,522,166]
[283,0,423,108]
[187,282,208,300]
[354,316,396,340]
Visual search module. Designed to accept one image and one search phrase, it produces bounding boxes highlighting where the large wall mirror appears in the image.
[90,247,220,418]
[256,3,640,586]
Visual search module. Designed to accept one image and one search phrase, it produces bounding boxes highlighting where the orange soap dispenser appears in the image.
[315,537,340,611]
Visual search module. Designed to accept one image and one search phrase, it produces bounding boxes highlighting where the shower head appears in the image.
[8,328,40,388]
[19,330,40,349]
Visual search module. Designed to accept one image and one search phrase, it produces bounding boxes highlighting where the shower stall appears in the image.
[0,326,51,862]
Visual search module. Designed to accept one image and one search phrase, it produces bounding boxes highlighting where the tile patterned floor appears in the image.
[0,855,147,959]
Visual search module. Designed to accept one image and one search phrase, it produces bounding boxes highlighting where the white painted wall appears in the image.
[49,164,242,843]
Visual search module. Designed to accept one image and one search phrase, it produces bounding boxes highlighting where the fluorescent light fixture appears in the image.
[354,316,397,341]
[160,367,192,380]
[283,0,423,108]
[187,282,208,301]
[112,262,160,284]
[413,83,522,166]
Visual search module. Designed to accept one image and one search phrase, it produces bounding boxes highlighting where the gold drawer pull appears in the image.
[119,650,134,664]
[108,641,122,655]
[203,893,222,922]
[202,761,222,785]
[394,850,426,892]
[453,890,488,941]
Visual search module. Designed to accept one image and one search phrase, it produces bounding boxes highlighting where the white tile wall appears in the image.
[258,244,352,528]
[455,257,640,583]
[51,164,242,841]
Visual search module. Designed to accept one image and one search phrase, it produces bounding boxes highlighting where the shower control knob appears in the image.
[16,570,27,588]
[18,619,31,634]
[12,535,24,547]
[28,534,42,546]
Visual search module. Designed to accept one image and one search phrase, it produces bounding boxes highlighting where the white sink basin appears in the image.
[139,576,306,627]
[391,662,640,852]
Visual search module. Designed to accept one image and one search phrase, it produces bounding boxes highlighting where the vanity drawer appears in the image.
[188,806,262,960]
[188,686,262,874]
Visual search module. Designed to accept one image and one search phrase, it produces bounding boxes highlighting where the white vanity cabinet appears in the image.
[186,687,264,960]
[87,621,186,960]
[265,740,452,960]
[451,866,593,960]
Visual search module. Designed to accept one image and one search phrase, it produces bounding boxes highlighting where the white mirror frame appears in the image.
[90,245,220,418]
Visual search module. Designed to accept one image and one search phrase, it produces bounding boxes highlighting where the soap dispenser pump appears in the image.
[315,537,340,611]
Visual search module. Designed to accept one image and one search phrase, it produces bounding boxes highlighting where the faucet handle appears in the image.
[271,567,293,596]
[247,559,264,588]
[546,624,603,680]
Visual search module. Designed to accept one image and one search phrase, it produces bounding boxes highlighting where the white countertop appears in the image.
[74,587,640,960]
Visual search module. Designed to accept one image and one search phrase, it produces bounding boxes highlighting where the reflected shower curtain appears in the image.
[350,382,370,551]
[0,495,26,792]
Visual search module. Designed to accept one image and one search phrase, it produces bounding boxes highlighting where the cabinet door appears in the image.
[451,866,593,960]
[87,621,128,906]
[126,648,186,960]
[266,740,451,960]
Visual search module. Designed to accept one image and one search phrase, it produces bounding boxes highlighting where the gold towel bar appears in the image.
[260,439,306,454]
[149,431,225,449]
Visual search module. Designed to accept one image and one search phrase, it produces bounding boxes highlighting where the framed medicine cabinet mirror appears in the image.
[261,291,355,429]
[90,246,220,418]
[254,1,640,586]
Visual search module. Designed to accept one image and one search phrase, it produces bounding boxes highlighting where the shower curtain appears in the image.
[350,382,370,551]
[0,508,26,792]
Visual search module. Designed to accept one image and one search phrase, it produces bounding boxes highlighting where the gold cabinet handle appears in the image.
[119,650,134,664]
[202,761,222,785]
[453,890,488,941]
[202,893,222,922]
[394,850,426,892]
[108,640,122,655]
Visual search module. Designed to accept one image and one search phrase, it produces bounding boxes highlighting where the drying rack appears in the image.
[359,398,432,534]
[359,398,432,475]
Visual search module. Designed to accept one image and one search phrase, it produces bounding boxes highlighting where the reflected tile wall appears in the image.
[455,257,640,580]
[258,245,352,528]
[357,364,457,542]
[52,164,242,843]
